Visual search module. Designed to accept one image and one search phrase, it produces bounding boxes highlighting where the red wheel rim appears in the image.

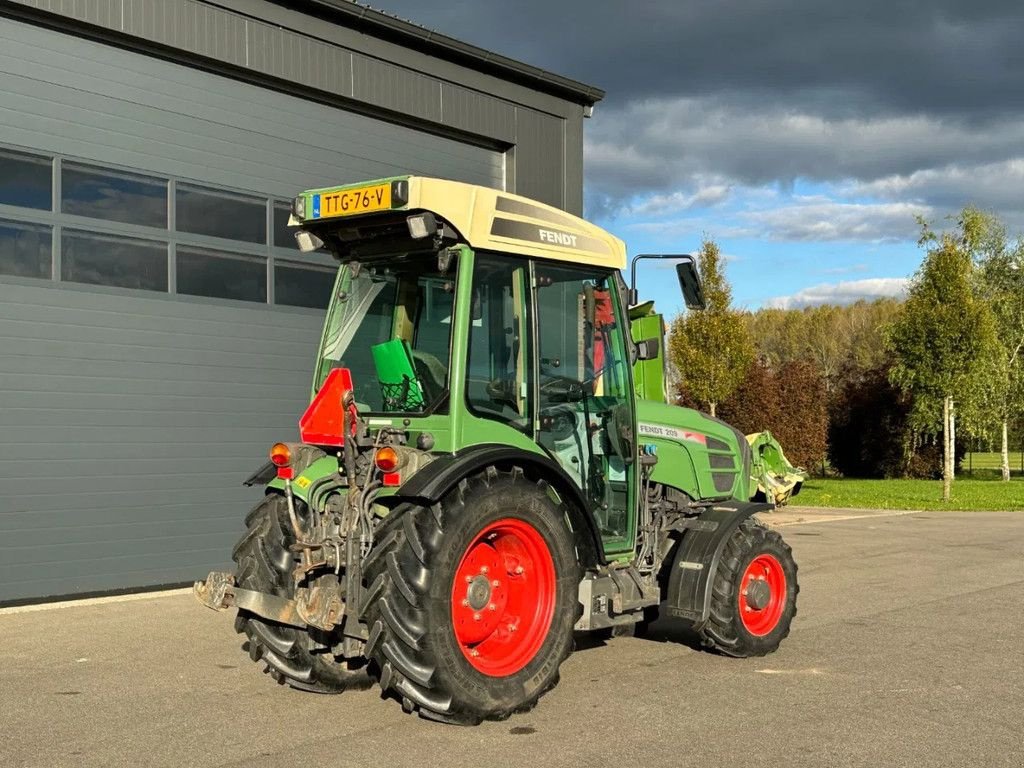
[738,554,786,636]
[451,518,556,676]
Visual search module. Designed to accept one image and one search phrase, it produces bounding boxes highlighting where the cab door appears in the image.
[532,264,637,555]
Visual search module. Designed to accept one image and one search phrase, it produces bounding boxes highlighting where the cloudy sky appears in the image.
[372,0,1024,312]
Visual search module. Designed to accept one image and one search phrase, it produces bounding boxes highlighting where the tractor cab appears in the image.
[292,177,653,554]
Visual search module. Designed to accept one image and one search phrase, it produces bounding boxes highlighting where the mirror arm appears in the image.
[628,253,694,306]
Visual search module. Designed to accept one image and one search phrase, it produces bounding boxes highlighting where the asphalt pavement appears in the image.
[1,508,1022,768]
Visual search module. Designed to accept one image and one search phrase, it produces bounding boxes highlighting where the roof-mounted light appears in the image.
[292,195,306,219]
[295,230,325,253]
[406,212,438,240]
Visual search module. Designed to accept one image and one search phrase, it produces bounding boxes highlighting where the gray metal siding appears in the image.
[247,20,353,98]
[0,17,506,602]
[352,53,442,124]
[0,280,322,601]
[0,18,504,199]
[123,0,249,68]
[7,0,121,27]
[514,107,565,209]
[5,0,587,213]
[440,83,516,145]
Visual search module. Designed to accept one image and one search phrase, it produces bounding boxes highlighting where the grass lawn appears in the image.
[795,477,1024,511]
[964,451,1024,474]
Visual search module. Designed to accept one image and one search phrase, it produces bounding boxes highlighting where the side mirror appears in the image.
[676,260,706,310]
[636,336,660,361]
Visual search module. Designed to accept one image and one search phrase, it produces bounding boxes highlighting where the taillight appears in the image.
[374,446,399,473]
[270,442,294,480]
[270,443,292,467]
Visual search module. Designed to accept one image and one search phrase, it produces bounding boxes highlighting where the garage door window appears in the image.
[0,148,51,210]
[0,219,51,278]
[62,162,167,228]
[176,184,265,244]
[273,202,299,249]
[0,144,335,310]
[275,261,334,309]
[177,246,267,302]
[61,229,168,291]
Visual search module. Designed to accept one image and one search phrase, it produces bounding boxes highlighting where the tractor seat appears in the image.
[412,350,448,402]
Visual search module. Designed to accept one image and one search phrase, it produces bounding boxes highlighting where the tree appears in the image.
[668,238,754,417]
[741,298,902,393]
[885,212,1003,500]
[973,215,1024,481]
[718,359,828,470]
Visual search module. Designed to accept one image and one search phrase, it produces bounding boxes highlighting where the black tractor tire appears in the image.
[361,466,580,724]
[698,518,798,657]
[231,493,372,692]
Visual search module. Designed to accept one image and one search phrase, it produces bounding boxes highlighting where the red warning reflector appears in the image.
[300,368,356,447]
[382,472,401,487]
[277,466,295,480]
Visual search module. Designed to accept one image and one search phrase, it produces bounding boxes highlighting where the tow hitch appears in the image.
[193,571,344,632]
[194,571,306,629]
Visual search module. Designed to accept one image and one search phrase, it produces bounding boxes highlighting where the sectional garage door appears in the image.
[0,16,504,602]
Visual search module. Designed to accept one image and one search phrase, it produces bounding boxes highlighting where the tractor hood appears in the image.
[635,399,753,502]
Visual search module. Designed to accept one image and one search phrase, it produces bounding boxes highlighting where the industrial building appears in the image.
[0,0,603,602]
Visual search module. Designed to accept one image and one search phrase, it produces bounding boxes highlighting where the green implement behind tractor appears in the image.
[195,177,799,724]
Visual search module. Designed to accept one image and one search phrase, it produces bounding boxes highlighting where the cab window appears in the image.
[465,253,532,433]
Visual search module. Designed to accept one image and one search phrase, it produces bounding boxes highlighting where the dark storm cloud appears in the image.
[369,0,1024,118]
[583,100,1024,197]
[370,0,1024,226]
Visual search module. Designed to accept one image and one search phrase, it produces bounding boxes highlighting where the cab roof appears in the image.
[292,176,627,271]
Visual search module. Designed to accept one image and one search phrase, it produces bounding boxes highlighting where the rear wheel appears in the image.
[699,519,798,657]
[232,494,371,692]
[361,467,579,723]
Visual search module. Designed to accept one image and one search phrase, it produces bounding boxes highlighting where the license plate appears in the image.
[313,183,391,219]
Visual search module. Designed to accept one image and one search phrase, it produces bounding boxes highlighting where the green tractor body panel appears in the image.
[747,430,807,505]
[635,398,750,502]
[629,303,666,403]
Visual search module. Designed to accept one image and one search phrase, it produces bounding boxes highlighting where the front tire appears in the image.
[698,519,798,657]
[361,466,580,723]
[231,494,371,692]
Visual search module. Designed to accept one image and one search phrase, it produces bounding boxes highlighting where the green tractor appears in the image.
[195,177,799,724]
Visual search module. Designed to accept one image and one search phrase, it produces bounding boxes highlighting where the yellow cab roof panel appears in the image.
[296,176,627,271]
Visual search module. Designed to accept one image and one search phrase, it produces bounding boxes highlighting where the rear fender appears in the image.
[665,501,774,628]
[394,444,606,567]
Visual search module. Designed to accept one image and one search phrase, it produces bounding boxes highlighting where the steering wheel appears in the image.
[539,375,587,403]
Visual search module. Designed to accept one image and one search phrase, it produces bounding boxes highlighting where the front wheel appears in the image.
[361,466,580,723]
[699,519,799,657]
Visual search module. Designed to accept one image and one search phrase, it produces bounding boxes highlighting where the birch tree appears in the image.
[974,219,1024,481]
[885,214,1001,500]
